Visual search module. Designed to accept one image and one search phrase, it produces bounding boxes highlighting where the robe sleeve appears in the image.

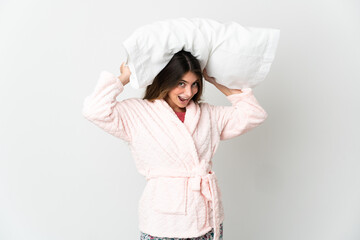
[208,88,268,141]
[82,70,132,142]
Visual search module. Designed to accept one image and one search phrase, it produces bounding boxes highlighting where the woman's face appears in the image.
[165,71,199,112]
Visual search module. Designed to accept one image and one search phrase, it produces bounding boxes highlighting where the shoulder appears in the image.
[121,97,147,104]
[198,100,211,109]
[117,97,149,110]
[197,101,213,113]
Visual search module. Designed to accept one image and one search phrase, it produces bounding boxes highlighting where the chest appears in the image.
[127,101,219,166]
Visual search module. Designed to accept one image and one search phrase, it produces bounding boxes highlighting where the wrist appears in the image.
[214,82,231,96]
[229,89,243,94]
[117,75,129,86]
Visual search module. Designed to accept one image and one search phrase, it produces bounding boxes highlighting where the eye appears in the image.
[178,82,185,87]
[192,82,198,87]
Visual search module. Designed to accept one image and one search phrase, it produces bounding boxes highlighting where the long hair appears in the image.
[143,50,204,103]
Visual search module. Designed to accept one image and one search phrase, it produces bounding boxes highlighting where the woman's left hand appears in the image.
[203,68,217,85]
[203,68,243,96]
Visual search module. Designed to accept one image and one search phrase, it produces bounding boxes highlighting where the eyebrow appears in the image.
[180,79,199,83]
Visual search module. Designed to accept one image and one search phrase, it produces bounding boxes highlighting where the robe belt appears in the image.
[146,169,221,240]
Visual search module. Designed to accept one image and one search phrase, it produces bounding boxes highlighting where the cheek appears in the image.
[171,88,182,95]
[168,89,181,99]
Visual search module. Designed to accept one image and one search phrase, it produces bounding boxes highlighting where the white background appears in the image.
[1,0,359,239]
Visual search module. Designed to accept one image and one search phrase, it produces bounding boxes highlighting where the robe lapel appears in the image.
[183,100,201,136]
[155,98,200,136]
[153,98,201,163]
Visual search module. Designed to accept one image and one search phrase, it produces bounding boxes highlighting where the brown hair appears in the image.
[143,50,204,103]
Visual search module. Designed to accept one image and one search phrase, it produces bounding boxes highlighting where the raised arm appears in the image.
[203,68,268,141]
[82,63,133,142]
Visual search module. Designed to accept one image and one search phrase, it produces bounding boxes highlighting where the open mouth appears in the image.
[178,96,189,104]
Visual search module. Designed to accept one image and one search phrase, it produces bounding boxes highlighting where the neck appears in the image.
[164,97,186,112]
[175,108,186,113]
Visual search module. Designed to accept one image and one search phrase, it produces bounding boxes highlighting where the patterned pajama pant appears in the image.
[140,223,223,240]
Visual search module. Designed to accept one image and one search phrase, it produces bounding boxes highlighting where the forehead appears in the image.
[180,72,199,83]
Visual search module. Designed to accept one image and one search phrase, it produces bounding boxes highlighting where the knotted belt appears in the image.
[146,169,222,240]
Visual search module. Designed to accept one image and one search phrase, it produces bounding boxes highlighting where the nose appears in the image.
[184,86,195,98]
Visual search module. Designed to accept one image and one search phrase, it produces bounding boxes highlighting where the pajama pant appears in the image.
[140,222,223,240]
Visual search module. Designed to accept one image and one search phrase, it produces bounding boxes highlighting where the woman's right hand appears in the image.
[118,62,131,85]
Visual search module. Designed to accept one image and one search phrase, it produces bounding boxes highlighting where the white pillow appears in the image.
[193,18,280,89]
[122,18,280,89]
[122,18,210,89]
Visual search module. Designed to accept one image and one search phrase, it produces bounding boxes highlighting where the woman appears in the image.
[82,50,268,240]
